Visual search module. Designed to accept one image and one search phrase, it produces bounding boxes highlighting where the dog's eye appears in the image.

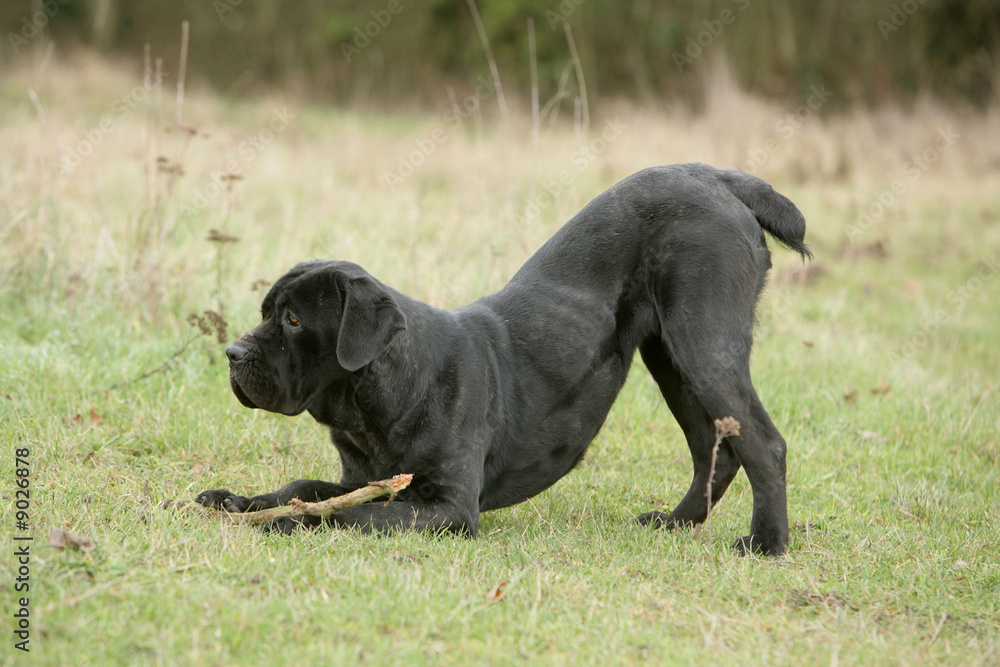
[286,314,300,327]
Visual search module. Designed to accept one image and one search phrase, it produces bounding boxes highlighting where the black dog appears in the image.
[196,163,809,556]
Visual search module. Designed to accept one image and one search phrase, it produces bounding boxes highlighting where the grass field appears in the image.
[1,57,999,665]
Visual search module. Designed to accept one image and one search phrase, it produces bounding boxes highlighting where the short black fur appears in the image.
[195,164,809,556]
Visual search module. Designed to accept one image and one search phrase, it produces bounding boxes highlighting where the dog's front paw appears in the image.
[635,510,697,531]
[195,489,255,513]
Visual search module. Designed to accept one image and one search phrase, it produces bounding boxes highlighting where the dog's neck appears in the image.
[305,320,430,424]
[306,378,370,432]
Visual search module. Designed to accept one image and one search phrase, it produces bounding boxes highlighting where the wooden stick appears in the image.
[166,474,413,525]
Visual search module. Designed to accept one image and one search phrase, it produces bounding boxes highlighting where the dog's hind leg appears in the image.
[635,339,742,530]
[636,331,789,556]
[695,373,789,557]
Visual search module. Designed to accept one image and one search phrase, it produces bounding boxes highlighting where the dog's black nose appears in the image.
[226,343,249,363]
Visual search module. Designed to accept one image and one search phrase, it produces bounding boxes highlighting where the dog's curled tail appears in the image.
[718,169,812,260]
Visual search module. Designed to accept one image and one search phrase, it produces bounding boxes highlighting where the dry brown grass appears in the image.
[2,54,999,323]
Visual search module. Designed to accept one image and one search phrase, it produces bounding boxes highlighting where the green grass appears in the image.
[1,60,999,665]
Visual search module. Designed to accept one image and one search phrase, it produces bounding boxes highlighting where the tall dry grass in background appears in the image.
[2,55,998,334]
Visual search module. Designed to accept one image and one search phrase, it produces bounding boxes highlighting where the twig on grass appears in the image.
[693,417,740,545]
[166,474,414,526]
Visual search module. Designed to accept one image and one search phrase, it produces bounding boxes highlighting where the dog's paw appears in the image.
[261,515,322,535]
[634,511,686,530]
[732,534,787,558]
[195,489,254,513]
[634,510,667,527]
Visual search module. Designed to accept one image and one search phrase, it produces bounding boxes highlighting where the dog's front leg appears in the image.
[195,479,357,514]
[327,499,480,537]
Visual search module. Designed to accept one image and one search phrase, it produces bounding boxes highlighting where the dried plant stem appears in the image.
[168,475,414,526]
[541,63,572,134]
[694,417,741,544]
[528,18,540,153]
[466,0,510,133]
[563,22,589,137]
[140,43,154,249]
[165,21,190,205]
[151,57,163,238]
[106,333,199,392]
[175,21,189,133]
[136,48,164,253]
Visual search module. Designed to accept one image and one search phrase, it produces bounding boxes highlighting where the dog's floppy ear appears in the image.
[336,276,406,372]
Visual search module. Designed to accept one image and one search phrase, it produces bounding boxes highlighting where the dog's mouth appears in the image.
[229,372,261,409]
[229,365,309,416]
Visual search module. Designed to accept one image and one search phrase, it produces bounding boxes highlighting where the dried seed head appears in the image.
[714,416,741,441]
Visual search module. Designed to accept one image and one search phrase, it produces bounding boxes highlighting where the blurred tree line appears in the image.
[4,0,998,109]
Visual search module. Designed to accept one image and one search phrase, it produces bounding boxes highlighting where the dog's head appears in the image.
[225,260,406,415]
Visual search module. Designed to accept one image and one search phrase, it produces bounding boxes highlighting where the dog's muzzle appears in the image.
[226,342,263,409]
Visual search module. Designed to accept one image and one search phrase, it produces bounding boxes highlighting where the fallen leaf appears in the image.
[793,520,824,532]
[67,409,101,428]
[49,527,97,552]
[837,239,889,261]
[871,380,891,395]
[207,229,240,244]
[486,580,508,604]
[863,239,889,259]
